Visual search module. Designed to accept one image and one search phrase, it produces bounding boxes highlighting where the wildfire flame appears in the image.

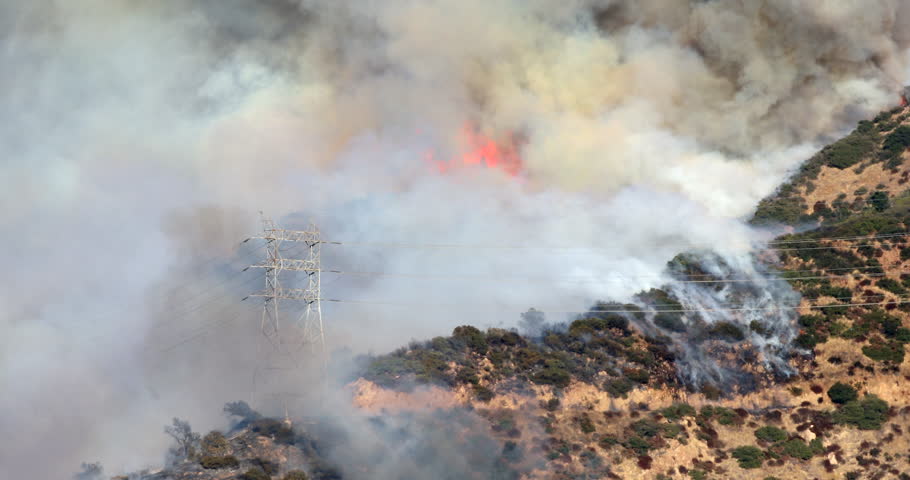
[426,125,523,176]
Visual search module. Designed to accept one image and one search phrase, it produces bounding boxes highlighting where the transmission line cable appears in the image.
[321,297,910,313]
[315,232,910,251]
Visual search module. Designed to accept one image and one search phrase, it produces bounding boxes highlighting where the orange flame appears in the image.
[426,125,522,176]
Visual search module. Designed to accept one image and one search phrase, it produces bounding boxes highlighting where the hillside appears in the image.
[113,103,910,480]
[351,101,910,479]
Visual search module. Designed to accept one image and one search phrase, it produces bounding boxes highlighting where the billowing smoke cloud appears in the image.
[1,0,909,478]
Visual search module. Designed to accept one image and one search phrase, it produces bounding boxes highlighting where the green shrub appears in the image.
[752,195,806,225]
[700,406,737,425]
[452,325,488,353]
[827,382,858,405]
[568,317,605,336]
[869,191,891,212]
[823,122,879,169]
[794,332,822,349]
[625,348,656,366]
[428,335,455,353]
[895,328,910,343]
[598,435,619,449]
[636,288,682,310]
[473,385,494,403]
[661,423,683,438]
[731,445,764,469]
[544,398,560,411]
[199,455,239,469]
[688,470,707,480]
[623,436,651,455]
[531,359,571,388]
[578,414,596,434]
[623,368,650,384]
[283,472,309,480]
[834,395,890,430]
[513,347,544,371]
[881,125,910,162]
[796,246,866,270]
[877,278,905,294]
[604,378,634,398]
[455,366,479,385]
[654,313,686,332]
[485,328,522,347]
[701,385,722,400]
[871,310,903,336]
[238,469,270,480]
[798,315,824,328]
[200,431,229,456]
[862,341,905,363]
[251,458,279,475]
[819,285,853,299]
[706,322,746,342]
[631,419,662,438]
[779,438,822,460]
[661,403,696,421]
[754,426,788,443]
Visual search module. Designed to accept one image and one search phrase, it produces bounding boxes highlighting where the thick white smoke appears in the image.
[1,0,909,477]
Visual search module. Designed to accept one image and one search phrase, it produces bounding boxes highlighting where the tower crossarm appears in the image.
[250,230,320,245]
[249,288,319,303]
[248,259,319,272]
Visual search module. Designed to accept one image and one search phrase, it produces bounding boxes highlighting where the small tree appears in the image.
[165,418,201,461]
[869,191,890,212]
[224,400,262,428]
[519,308,546,337]
[827,382,858,405]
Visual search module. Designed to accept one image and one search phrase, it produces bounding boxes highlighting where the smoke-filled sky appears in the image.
[2,0,910,478]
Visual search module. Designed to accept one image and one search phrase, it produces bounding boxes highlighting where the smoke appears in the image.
[626,250,803,388]
[1,0,909,477]
[305,406,535,480]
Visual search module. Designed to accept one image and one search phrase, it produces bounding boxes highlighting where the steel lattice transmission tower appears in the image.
[244,214,325,413]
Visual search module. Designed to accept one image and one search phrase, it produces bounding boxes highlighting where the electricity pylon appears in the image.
[244,214,325,417]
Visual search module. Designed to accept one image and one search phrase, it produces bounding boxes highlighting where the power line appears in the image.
[154,242,268,296]
[145,276,264,337]
[314,232,910,252]
[148,303,258,355]
[321,297,910,314]
[766,231,910,245]
[153,270,264,319]
[318,268,908,284]
[122,227,910,361]
[773,242,905,252]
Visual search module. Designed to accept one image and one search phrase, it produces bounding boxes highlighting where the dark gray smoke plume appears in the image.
[1,1,909,478]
